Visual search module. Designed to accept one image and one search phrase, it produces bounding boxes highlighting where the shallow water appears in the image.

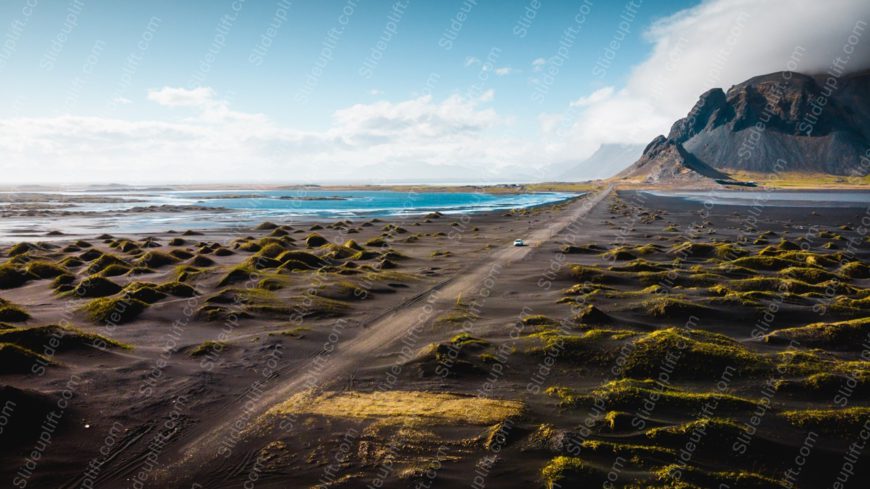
[0,189,578,239]
[646,190,870,207]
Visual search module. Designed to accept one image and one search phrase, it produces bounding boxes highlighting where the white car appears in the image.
[513,239,525,247]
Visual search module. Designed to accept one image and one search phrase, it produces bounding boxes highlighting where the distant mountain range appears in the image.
[550,143,645,181]
[617,69,870,184]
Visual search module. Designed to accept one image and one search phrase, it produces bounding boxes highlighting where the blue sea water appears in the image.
[0,189,579,239]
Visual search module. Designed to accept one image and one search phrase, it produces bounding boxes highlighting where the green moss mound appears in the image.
[574,304,610,324]
[8,242,39,257]
[670,241,745,259]
[86,254,129,274]
[82,296,148,324]
[218,265,255,286]
[780,407,870,435]
[137,251,179,268]
[541,457,607,488]
[364,237,388,247]
[190,340,227,357]
[641,296,713,318]
[625,328,769,378]
[169,249,194,260]
[0,324,130,351]
[213,247,235,257]
[71,276,123,298]
[277,251,327,269]
[729,255,801,271]
[560,244,604,254]
[191,255,215,267]
[840,261,870,278]
[779,266,841,283]
[549,380,756,412]
[0,343,52,373]
[653,464,779,489]
[157,281,197,297]
[24,261,67,279]
[305,233,328,247]
[255,242,288,259]
[122,283,168,304]
[0,265,30,289]
[0,302,30,323]
[765,317,870,350]
[97,263,131,277]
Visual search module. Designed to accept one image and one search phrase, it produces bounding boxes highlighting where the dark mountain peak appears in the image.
[622,69,870,180]
[668,88,732,142]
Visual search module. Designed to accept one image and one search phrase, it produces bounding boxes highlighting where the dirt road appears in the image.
[156,186,612,484]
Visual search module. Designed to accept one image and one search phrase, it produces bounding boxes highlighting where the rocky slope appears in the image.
[618,69,870,183]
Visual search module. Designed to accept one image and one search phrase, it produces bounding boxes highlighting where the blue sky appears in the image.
[1,0,687,125]
[0,0,866,183]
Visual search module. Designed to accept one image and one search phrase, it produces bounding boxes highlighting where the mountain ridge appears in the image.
[617,69,870,184]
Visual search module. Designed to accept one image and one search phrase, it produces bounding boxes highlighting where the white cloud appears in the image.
[0,88,535,183]
[369,89,383,96]
[494,67,515,76]
[147,86,219,109]
[569,87,615,108]
[112,96,132,105]
[464,56,481,67]
[531,57,547,72]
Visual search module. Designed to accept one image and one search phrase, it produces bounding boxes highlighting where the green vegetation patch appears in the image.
[624,328,769,378]
[0,343,54,373]
[0,302,30,322]
[71,276,123,298]
[81,296,148,324]
[640,296,713,318]
[0,324,130,351]
[548,380,756,412]
[137,251,180,268]
[0,264,30,289]
[764,317,870,349]
[190,340,227,357]
[780,407,870,435]
[24,260,67,279]
[541,457,607,489]
[653,464,779,489]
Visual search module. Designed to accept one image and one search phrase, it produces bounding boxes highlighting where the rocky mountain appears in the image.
[617,69,870,184]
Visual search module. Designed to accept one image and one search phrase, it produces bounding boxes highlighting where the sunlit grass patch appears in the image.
[266,390,523,425]
[780,407,870,435]
[70,276,123,298]
[669,241,746,259]
[81,296,148,324]
[0,324,131,351]
[728,255,802,271]
[547,380,756,411]
[640,296,714,318]
[764,317,870,349]
[624,328,769,378]
[541,457,606,488]
[779,266,842,284]
[0,299,30,323]
[24,260,67,279]
[190,340,227,357]
[653,464,779,489]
